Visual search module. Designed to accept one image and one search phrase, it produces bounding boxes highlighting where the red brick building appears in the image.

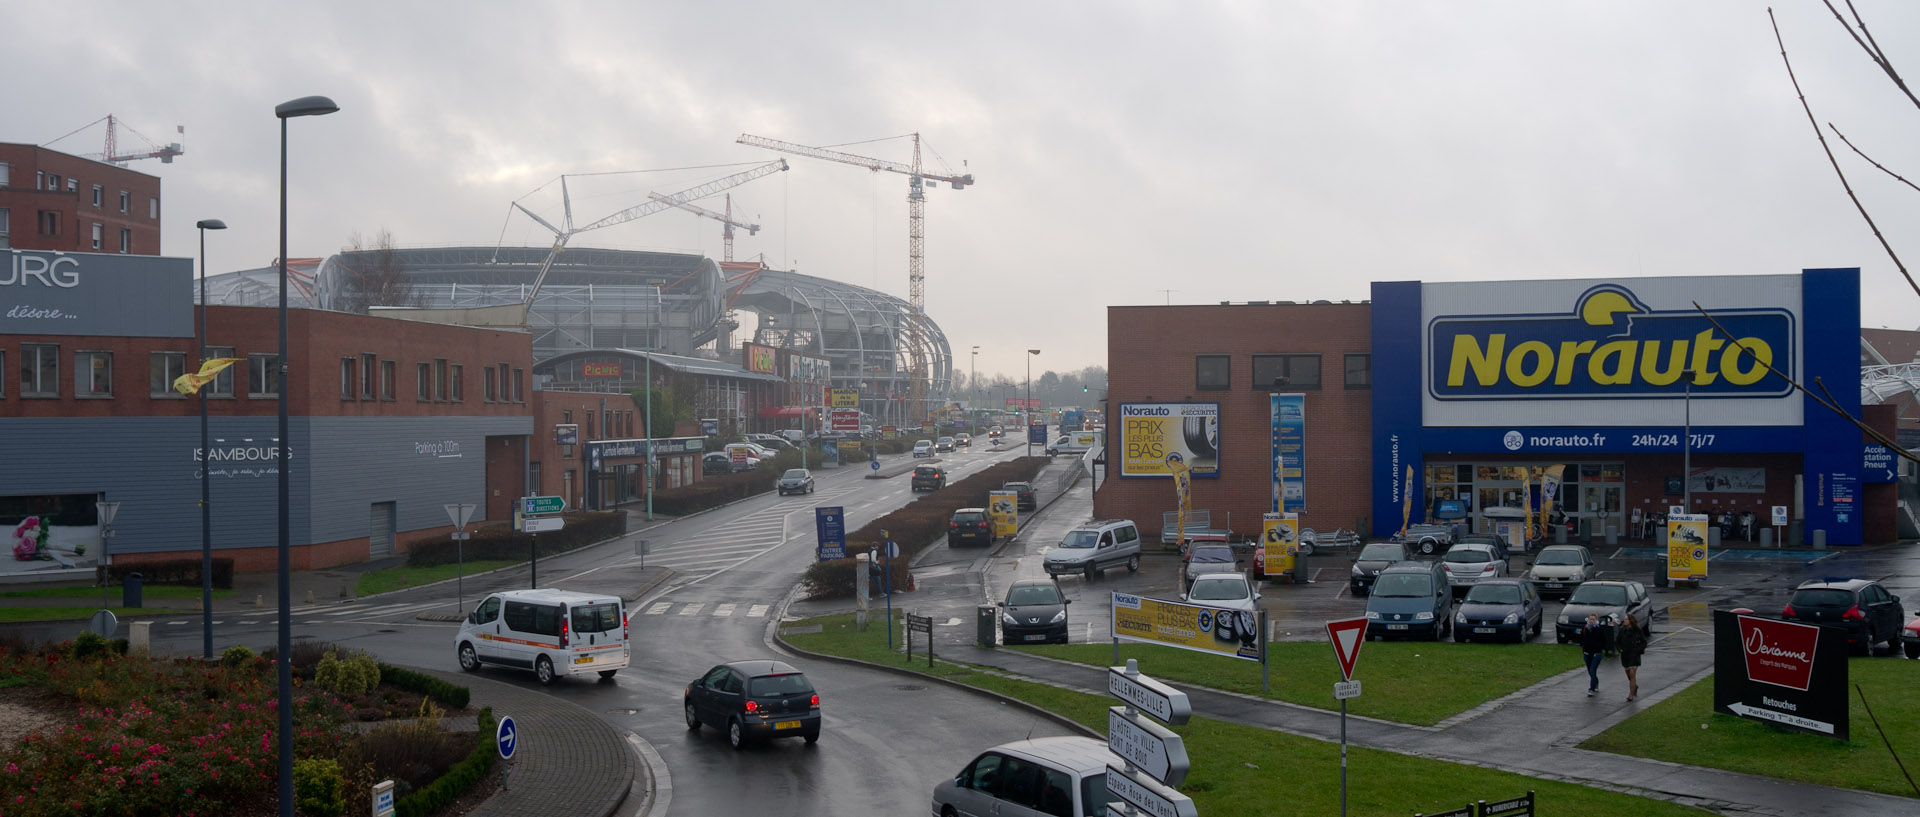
[0,144,163,254]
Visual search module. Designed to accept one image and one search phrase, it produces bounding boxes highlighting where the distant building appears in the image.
[0,144,163,255]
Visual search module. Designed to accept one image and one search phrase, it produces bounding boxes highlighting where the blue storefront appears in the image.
[1370,269,1867,545]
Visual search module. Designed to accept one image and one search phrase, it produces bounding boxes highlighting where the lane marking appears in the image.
[646,602,671,615]
[713,603,737,617]
[747,605,769,618]
[678,603,705,616]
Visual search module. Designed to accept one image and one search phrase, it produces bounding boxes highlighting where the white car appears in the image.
[455,589,629,685]
[1441,542,1508,593]
[1183,571,1260,612]
[931,737,1112,817]
[1524,544,1595,598]
[912,440,934,458]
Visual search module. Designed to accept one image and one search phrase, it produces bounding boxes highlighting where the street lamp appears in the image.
[1025,350,1040,456]
[970,346,979,436]
[195,217,226,661]
[1682,368,1700,513]
[274,93,338,817]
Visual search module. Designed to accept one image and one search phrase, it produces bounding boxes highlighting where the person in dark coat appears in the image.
[1579,613,1608,697]
[1618,612,1648,701]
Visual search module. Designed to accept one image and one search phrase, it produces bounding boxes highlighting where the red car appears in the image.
[1902,615,1920,659]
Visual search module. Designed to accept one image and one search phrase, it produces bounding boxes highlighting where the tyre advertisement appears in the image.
[1111,592,1261,661]
[1256,512,1298,577]
[1667,514,1710,582]
[1118,403,1220,479]
[1271,393,1305,513]
[988,491,1018,537]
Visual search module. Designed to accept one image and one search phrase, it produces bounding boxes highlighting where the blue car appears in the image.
[1453,579,1543,643]
[1365,561,1453,641]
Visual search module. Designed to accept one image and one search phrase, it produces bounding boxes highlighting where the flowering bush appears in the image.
[11,516,48,561]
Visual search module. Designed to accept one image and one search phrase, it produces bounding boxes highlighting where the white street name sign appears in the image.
[1105,764,1198,817]
[1728,702,1834,734]
[1108,666,1192,726]
[1334,680,1362,700]
[1107,707,1190,787]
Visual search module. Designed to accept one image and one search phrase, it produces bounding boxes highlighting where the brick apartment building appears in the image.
[0,144,163,254]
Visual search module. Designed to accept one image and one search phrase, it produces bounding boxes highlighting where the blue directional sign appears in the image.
[816,507,847,561]
[1864,444,1897,483]
[1028,423,1049,444]
[870,459,881,471]
[496,716,517,759]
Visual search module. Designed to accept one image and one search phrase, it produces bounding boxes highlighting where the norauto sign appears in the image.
[1713,610,1846,740]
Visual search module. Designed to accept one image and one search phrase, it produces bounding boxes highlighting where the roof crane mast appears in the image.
[43,114,185,165]
[736,133,974,421]
[649,192,759,262]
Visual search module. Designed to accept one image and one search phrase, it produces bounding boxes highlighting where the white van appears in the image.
[454,589,629,685]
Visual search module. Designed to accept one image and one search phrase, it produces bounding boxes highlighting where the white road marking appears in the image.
[747,605,769,618]
[167,620,188,625]
[646,602,672,615]
[678,603,704,616]
[712,603,737,617]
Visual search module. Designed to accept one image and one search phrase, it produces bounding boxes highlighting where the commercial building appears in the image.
[0,144,163,254]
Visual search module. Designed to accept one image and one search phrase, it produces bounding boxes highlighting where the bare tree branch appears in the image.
[1829,123,1920,194]
[1829,0,1920,112]
[1770,8,1920,300]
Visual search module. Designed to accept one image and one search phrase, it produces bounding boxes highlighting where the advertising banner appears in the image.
[815,507,847,561]
[1666,514,1709,583]
[581,362,622,377]
[988,491,1018,537]
[1688,466,1765,494]
[1271,393,1305,512]
[1118,402,1221,479]
[829,388,861,407]
[1112,593,1262,661]
[921,421,936,435]
[744,343,777,374]
[1712,610,1847,739]
[1257,512,1298,577]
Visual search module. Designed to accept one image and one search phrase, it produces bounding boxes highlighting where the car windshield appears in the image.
[1358,544,1403,561]
[915,442,931,449]
[954,512,985,524]
[1190,546,1233,563]
[747,672,814,697]
[782,469,806,480]
[1059,531,1099,549]
[1006,483,1031,492]
[1465,585,1522,605]
[1189,578,1248,601]
[1007,584,1062,605]
[1536,549,1584,566]
[1568,585,1627,606]
[939,438,953,443]
[1372,573,1431,597]
[1444,549,1491,564]
[1790,588,1856,607]
[916,466,938,475]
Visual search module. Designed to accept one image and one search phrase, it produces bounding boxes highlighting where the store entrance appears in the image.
[1424,461,1626,541]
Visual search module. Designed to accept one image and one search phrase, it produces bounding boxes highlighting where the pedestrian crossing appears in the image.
[643,601,769,618]
[157,599,775,627]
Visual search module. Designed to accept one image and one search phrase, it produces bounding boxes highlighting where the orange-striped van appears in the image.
[454,589,630,685]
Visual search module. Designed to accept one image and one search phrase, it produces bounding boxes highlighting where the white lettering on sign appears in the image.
[1744,629,1811,664]
[1121,405,1172,416]
[2,254,81,288]
[415,440,464,458]
[1762,695,1798,711]
[1389,434,1401,503]
[6,304,77,320]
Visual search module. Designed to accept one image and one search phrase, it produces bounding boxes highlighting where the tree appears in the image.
[336,228,424,314]
[630,384,687,438]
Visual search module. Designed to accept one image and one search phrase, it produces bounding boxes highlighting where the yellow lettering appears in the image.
[1554,340,1595,385]
[1447,334,1505,387]
[1688,330,1725,385]
[1588,340,1637,385]
[1505,341,1553,387]
[1720,338,1772,385]
[1639,340,1688,386]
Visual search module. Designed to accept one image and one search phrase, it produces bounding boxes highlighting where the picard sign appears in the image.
[2,250,193,338]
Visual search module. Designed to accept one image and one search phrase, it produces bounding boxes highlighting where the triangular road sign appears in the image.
[1326,616,1368,682]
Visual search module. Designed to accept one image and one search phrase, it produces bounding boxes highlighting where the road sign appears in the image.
[444,503,476,529]
[1107,665,1192,726]
[1333,680,1362,700]
[870,459,881,471]
[1107,707,1190,787]
[1326,615,1368,681]
[523,517,565,533]
[89,610,117,637]
[1863,443,1897,482]
[1771,505,1788,526]
[496,716,517,759]
[521,495,565,515]
[830,407,861,431]
[1105,764,1198,817]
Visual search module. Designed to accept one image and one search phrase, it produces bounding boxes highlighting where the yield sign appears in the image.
[1326,616,1368,682]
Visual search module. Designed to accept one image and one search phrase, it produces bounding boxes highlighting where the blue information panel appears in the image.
[1830,474,1857,525]
[1028,423,1049,444]
[1271,394,1305,513]
[816,507,847,561]
[1864,444,1897,483]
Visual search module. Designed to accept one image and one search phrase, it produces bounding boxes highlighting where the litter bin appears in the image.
[1759,528,1774,547]
[1604,525,1619,546]
[122,572,143,609]
[1292,550,1307,584]
[977,605,998,648]
[1653,561,1668,588]
[1555,524,1567,545]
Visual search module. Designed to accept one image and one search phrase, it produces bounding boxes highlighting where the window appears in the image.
[1345,354,1372,389]
[434,359,447,401]
[417,362,431,400]
[36,170,44,189]
[0,162,9,186]
[38,210,58,237]
[450,364,464,402]
[92,185,103,207]
[49,174,62,190]
[91,222,102,250]
[361,354,375,399]
[484,366,498,402]
[66,178,77,192]
[119,229,131,254]
[0,350,5,397]
[0,207,9,248]
[118,190,129,213]
[1196,355,1231,390]
[75,351,112,397]
[150,352,187,397]
[1252,354,1322,390]
[498,364,510,398]
[513,368,525,402]
[340,357,357,399]
[249,353,280,398]
[20,344,58,397]
[380,360,395,401]
[562,411,573,459]
[149,197,159,219]
[205,346,235,396]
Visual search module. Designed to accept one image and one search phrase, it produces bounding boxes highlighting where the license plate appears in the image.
[774,720,800,730]
[573,656,593,664]
[1544,583,1564,589]
[1388,624,1409,630]
[1024,634,1046,642]
[1474,627,1496,634]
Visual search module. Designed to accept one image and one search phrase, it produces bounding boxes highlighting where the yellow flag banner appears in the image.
[1400,465,1414,536]
[172,358,243,395]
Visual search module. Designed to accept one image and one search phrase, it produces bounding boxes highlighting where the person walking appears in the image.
[1579,613,1608,697]
[1618,613,1648,702]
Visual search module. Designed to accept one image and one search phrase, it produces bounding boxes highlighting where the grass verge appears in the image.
[0,605,158,623]
[1580,661,1920,798]
[0,585,235,601]
[783,613,1711,817]
[356,560,521,596]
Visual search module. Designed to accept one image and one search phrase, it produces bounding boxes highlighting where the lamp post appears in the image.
[970,345,979,436]
[1025,350,1040,457]
[1682,368,1698,513]
[195,218,226,661]
[274,94,338,817]
[645,351,654,521]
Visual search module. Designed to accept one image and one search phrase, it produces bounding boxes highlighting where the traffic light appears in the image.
[1082,385,1088,393]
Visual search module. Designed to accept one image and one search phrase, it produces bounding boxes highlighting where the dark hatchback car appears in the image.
[1555,580,1652,647]
[998,579,1070,644]
[684,660,820,749]
[1003,481,1037,512]
[912,464,948,492]
[949,508,995,547]
[1454,579,1543,643]
[1782,578,1905,654]
[1349,541,1416,597]
[1365,561,1453,641]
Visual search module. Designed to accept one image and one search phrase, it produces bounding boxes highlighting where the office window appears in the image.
[249,354,280,398]
[361,353,375,399]
[0,207,9,248]
[1252,354,1322,390]
[118,190,129,213]
[150,352,187,397]
[75,351,112,397]
[380,360,395,401]
[1195,355,1231,391]
[451,364,464,402]
[0,350,4,397]
[20,344,58,397]
[513,368,525,402]
[0,162,9,186]
[340,357,357,399]
[1345,354,1372,389]
[205,346,235,396]
[484,366,498,402]
[433,359,447,401]
[66,178,77,192]
[36,171,44,189]
[149,197,159,219]
[91,222,102,250]
[49,174,62,190]
[38,210,58,237]
[562,411,573,459]
[92,185,103,207]
[119,229,131,254]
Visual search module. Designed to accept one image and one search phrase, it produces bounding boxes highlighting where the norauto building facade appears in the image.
[1098,269,1893,546]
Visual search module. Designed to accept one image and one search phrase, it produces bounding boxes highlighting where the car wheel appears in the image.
[534,656,556,686]
[1420,539,1436,555]
[458,643,480,672]
[942,807,959,817]
[1085,563,1098,581]
[598,669,618,680]
[1454,630,1468,643]
[728,719,747,750]
[1127,554,1140,573]
[685,701,700,731]
[803,729,820,745]
[1906,642,1919,659]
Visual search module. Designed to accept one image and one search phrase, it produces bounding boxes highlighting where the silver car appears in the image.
[931,736,1111,817]
[1524,544,1595,598]
[1181,543,1238,584]
[1440,542,1508,594]
[776,468,814,495]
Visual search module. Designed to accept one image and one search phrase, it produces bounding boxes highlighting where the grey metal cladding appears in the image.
[305,416,530,543]
[1,250,194,338]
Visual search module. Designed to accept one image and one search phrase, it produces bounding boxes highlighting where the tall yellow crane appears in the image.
[736,133,974,419]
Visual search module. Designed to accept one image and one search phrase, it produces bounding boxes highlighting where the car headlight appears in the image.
[1558,615,1571,625]
[1454,611,1466,623]
[1365,611,1380,620]
[1503,612,1520,625]
[1002,614,1019,626]
[1352,565,1364,576]
[1050,610,1066,624]
[1415,611,1434,621]
[1523,571,1536,581]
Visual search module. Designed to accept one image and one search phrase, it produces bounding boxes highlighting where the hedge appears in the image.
[394,706,497,817]
[378,664,473,710]
[102,558,234,589]
[406,511,624,567]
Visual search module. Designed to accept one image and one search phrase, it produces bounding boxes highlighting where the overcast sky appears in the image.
[7,2,1918,380]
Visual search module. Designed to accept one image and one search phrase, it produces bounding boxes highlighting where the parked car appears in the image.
[936,436,956,452]
[1902,615,1920,659]
[998,579,1070,644]
[1365,560,1453,641]
[1393,523,1455,555]
[1454,533,1512,562]
[1183,572,1261,649]
[1454,579,1543,643]
[702,452,735,476]
[745,433,795,451]
[930,737,1111,817]
[776,468,814,495]
[1525,545,1596,598]
[954,432,973,448]
[1555,581,1652,646]
[912,464,948,492]
[455,589,629,685]
[1181,543,1239,584]
[684,660,820,749]
[1042,519,1142,580]
[948,508,995,547]
[1781,578,1906,655]
[1349,541,1416,597]
[1003,481,1037,512]
[1440,543,1508,594]
[913,440,934,458]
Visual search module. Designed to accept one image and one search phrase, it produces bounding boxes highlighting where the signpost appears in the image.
[815,507,847,560]
[444,503,477,612]
[905,612,934,667]
[521,496,565,515]
[523,517,564,533]
[496,715,518,759]
[1105,660,1197,817]
[1712,610,1848,739]
[1107,706,1189,787]
[1326,616,1369,817]
[521,496,564,588]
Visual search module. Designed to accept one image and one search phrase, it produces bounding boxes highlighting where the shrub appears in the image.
[315,649,382,696]
[404,511,623,567]
[294,757,348,817]
[221,644,255,667]
[358,716,468,793]
[380,664,472,709]
[69,630,114,660]
[103,558,234,589]
[394,707,497,817]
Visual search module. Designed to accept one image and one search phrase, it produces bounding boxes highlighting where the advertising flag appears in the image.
[171,357,243,395]
[1523,467,1534,546]
[1399,465,1414,536]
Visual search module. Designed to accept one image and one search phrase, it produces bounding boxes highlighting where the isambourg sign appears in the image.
[1712,610,1847,740]
[2,250,193,338]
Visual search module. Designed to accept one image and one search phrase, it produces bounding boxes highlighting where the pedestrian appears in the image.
[1579,613,1607,697]
[1618,613,1647,702]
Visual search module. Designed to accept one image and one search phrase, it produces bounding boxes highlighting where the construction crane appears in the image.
[736,133,974,420]
[43,115,185,165]
[648,192,759,262]
[508,160,788,311]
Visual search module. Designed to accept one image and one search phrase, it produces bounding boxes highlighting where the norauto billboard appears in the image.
[1117,402,1219,479]
[1712,610,1847,740]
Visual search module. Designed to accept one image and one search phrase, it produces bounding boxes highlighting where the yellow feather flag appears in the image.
[1400,465,1414,536]
[173,358,243,395]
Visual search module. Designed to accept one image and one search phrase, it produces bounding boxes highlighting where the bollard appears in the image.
[256,594,264,607]
[306,589,314,605]
[129,620,151,653]
[1759,528,1774,547]
[1812,529,1826,550]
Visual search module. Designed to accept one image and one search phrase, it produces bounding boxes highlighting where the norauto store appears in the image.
[1097,269,1892,547]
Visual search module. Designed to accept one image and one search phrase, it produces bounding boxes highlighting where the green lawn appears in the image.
[0,585,234,601]
[0,605,157,623]
[784,614,1711,817]
[1004,637,1580,726]
[1581,661,1920,798]
[355,560,521,596]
